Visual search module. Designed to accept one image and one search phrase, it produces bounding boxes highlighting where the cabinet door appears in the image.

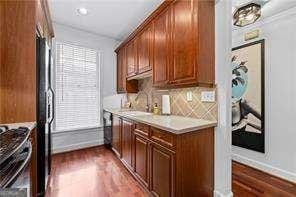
[170,0,198,85]
[137,25,152,74]
[150,143,175,197]
[134,134,149,187]
[112,115,122,157]
[122,119,134,169]
[116,47,126,93]
[152,8,170,87]
[126,39,137,77]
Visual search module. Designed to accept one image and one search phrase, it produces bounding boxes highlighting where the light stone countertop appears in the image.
[104,108,217,134]
[1,122,37,131]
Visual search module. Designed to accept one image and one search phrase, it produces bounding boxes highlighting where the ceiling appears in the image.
[48,0,163,41]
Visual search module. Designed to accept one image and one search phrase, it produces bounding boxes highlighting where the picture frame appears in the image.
[231,39,265,153]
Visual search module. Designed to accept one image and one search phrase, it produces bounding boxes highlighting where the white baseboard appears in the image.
[52,139,104,154]
[214,190,233,197]
[232,153,296,183]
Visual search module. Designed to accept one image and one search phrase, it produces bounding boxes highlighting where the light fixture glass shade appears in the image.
[77,8,88,16]
[233,3,261,27]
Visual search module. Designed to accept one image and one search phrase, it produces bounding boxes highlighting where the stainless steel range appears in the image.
[0,126,32,194]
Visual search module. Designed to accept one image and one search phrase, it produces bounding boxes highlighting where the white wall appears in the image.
[52,23,119,153]
[52,127,104,153]
[214,1,233,197]
[232,7,296,182]
[53,23,119,97]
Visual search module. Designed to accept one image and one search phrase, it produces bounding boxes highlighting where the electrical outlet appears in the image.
[186,91,192,102]
[201,91,215,102]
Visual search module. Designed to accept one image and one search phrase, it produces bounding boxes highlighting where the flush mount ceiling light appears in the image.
[77,8,88,16]
[233,3,261,27]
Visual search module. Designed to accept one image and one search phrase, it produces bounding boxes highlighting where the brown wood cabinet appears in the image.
[112,115,122,158]
[126,39,138,78]
[115,0,214,89]
[169,0,198,86]
[152,7,170,87]
[150,142,175,197]
[116,47,126,93]
[111,114,214,197]
[0,0,54,123]
[137,25,152,74]
[116,47,138,93]
[134,133,149,187]
[121,119,134,170]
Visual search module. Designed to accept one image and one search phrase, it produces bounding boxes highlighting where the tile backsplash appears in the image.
[127,78,217,121]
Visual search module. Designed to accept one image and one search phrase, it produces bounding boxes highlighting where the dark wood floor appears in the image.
[45,146,296,197]
[45,146,149,197]
[232,161,296,197]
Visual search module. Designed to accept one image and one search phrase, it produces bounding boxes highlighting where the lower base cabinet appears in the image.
[121,119,134,170]
[134,134,149,187]
[112,115,122,157]
[111,116,214,197]
[150,142,175,197]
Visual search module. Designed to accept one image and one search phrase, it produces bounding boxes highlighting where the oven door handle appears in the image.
[3,142,32,188]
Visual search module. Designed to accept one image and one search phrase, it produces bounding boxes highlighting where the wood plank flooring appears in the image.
[45,146,149,197]
[232,161,296,197]
[45,146,296,197]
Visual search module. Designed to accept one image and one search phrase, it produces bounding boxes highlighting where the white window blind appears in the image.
[55,42,100,131]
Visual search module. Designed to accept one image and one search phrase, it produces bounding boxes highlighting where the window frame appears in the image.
[52,40,103,133]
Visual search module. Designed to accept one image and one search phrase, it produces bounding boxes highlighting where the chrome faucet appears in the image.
[135,91,150,112]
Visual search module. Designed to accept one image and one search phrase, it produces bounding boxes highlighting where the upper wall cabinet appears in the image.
[117,47,126,93]
[115,0,215,89]
[169,0,198,86]
[126,38,138,78]
[116,46,138,93]
[152,7,170,87]
[137,24,153,74]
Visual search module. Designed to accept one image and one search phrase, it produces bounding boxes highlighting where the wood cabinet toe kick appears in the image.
[111,114,214,197]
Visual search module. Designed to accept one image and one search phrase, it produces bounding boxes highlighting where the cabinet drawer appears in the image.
[135,123,150,137]
[151,127,176,149]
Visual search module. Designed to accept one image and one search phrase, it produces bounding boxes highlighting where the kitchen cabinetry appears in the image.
[150,142,175,197]
[121,119,134,170]
[110,114,214,196]
[152,7,170,87]
[126,39,138,78]
[169,0,198,86]
[116,47,138,93]
[0,0,54,123]
[112,115,122,158]
[137,25,152,74]
[116,47,126,93]
[115,0,214,89]
[134,133,149,187]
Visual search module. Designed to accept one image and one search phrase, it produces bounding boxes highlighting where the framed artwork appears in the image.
[231,39,265,153]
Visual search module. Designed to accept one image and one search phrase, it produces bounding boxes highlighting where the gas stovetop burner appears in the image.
[0,127,30,165]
